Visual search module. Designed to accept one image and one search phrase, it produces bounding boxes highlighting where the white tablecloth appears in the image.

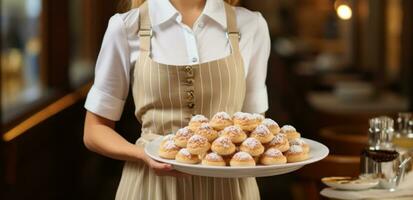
[320,173,413,200]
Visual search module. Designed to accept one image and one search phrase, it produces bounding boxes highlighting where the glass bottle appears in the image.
[392,113,413,151]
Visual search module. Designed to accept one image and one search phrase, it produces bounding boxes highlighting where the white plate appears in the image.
[144,137,329,178]
[322,177,379,190]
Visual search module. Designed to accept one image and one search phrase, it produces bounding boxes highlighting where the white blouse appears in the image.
[84,0,271,121]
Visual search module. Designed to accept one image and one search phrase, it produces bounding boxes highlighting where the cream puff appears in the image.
[267,133,290,152]
[210,112,233,131]
[252,113,265,123]
[239,137,265,156]
[260,148,287,165]
[285,145,309,163]
[161,134,175,145]
[230,152,256,167]
[188,115,209,131]
[158,140,181,159]
[202,152,226,166]
[175,148,200,164]
[195,123,219,142]
[262,118,280,135]
[219,125,247,144]
[174,127,194,147]
[280,125,301,141]
[289,138,310,153]
[211,136,236,156]
[187,135,210,155]
[250,125,274,144]
[233,112,260,132]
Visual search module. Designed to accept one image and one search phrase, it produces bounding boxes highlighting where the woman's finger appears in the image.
[149,159,172,170]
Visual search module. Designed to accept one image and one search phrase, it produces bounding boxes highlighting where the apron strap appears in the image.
[224,3,241,53]
[138,2,240,55]
[138,1,151,57]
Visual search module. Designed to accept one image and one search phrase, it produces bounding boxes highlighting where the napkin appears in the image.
[320,172,413,200]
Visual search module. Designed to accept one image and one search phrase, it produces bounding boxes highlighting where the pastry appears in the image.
[211,136,236,156]
[174,127,194,147]
[188,115,209,131]
[252,113,265,122]
[260,148,287,165]
[230,152,256,166]
[285,145,309,163]
[158,140,180,159]
[233,112,260,132]
[210,112,233,131]
[187,135,210,155]
[175,148,200,164]
[161,134,175,145]
[239,137,265,156]
[289,138,310,153]
[195,123,219,142]
[280,125,301,141]
[261,118,280,135]
[219,125,247,144]
[250,125,274,144]
[202,152,226,166]
[267,133,290,152]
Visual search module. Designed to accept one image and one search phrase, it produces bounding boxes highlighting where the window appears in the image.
[1,0,118,135]
[1,0,48,123]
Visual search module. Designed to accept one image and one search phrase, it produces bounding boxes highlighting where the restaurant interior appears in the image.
[1,0,413,199]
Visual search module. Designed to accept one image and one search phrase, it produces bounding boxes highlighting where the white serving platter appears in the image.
[145,136,329,178]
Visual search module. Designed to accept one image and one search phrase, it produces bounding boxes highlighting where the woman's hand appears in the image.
[143,154,191,177]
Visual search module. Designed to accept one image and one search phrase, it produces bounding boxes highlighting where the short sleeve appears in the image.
[242,13,270,113]
[84,14,131,121]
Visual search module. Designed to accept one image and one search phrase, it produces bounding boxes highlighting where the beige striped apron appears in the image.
[115,2,260,200]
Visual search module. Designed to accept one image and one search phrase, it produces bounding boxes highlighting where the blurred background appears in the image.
[1,0,412,199]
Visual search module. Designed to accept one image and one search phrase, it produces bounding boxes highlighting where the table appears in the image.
[320,172,413,200]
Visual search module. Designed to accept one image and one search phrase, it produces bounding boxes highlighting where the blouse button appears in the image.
[186,90,194,100]
[187,102,195,109]
[185,78,194,86]
[184,66,194,77]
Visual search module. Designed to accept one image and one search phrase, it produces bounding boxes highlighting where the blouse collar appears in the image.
[148,0,227,29]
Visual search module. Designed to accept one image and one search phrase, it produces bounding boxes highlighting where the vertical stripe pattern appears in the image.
[119,2,257,200]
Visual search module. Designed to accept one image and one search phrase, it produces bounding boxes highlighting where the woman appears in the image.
[83,0,270,199]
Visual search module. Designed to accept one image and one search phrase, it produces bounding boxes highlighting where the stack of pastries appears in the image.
[158,112,310,167]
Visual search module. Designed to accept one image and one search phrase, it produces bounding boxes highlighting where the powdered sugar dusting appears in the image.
[224,125,243,133]
[198,123,213,130]
[213,112,231,120]
[265,148,283,157]
[178,148,192,157]
[190,115,209,123]
[188,135,208,144]
[252,125,271,136]
[205,152,224,161]
[242,138,261,148]
[289,145,303,153]
[176,127,193,138]
[163,140,179,150]
[213,137,232,148]
[162,134,175,141]
[252,113,265,121]
[269,134,286,145]
[290,138,306,146]
[262,118,279,127]
[233,112,254,120]
[233,152,253,160]
[281,125,296,133]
